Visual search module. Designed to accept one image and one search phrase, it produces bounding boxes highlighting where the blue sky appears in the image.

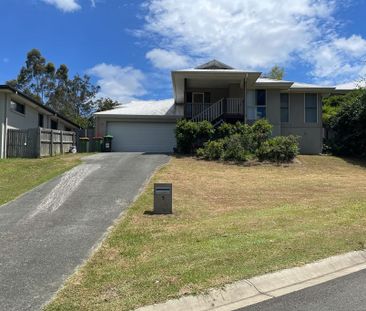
[1,0,365,102]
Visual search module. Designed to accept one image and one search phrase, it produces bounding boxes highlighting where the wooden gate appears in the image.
[6,128,76,158]
[7,128,39,158]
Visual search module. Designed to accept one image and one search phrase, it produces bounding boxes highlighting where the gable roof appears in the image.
[0,85,80,128]
[195,59,234,70]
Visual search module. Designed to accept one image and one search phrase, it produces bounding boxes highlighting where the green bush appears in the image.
[222,134,249,162]
[175,120,214,154]
[215,122,237,139]
[327,89,366,156]
[251,119,273,149]
[256,135,299,163]
[196,140,224,160]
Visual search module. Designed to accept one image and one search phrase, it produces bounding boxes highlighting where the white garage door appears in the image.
[107,121,176,152]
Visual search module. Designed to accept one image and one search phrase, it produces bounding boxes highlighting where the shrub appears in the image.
[327,89,366,156]
[222,134,249,162]
[251,119,273,149]
[256,135,299,163]
[175,120,214,154]
[215,122,237,139]
[196,140,224,160]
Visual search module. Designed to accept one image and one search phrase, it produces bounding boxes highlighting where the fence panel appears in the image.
[7,127,76,158]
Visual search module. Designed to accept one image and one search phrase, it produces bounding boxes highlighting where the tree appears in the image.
[7,49,56,103]
[7,49,100,128]
[88,97,120,128]
[263,65,285,80]
[326,89,366,156]
[95,97,120,112]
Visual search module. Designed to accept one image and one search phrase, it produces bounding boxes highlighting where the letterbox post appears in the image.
[154,183,172,214]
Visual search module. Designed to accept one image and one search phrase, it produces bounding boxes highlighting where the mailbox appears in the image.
[154,183,172,214]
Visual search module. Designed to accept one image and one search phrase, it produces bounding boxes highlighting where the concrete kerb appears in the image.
[136,250,366,311]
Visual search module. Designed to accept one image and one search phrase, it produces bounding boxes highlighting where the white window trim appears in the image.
[192,92,205,104]
[304,93,318,124]
[280,92,290,123]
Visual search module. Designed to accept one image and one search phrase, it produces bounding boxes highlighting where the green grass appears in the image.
[0,154,86,206]
[45,155,366,311]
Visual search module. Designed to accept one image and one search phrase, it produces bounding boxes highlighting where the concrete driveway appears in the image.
[0,153,170,311]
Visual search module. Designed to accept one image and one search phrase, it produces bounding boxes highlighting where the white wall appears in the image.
[7,100,40,129]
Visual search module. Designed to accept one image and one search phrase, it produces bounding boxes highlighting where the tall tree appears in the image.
[7,49,56,103]
[7,49,100,128]
[263,65,285,80]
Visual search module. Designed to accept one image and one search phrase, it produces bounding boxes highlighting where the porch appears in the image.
[184,98,245,123]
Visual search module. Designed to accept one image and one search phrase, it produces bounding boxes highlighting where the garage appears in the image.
[107,121,177,153]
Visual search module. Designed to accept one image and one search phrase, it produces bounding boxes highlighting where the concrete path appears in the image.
[0,152,170,311]
[238,269,366,311]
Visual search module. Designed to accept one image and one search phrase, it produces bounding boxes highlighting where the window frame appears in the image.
[38,113,44,128]
[10,100,25,116]
[255,89,267,120]
[280,93,290,123]
[50,119,58,130]
[192,92,205,104]
[304,93,318,124]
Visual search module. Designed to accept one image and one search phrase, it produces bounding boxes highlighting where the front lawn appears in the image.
[45,156,366,311]
[0,154,86,206]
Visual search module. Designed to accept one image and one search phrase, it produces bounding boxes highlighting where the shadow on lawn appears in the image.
[341,157,366,169]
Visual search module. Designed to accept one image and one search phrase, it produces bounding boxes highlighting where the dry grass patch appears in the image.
[45,155,366,311]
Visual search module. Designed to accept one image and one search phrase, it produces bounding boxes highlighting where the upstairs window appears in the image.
[305,93,318,123]
[38,114,44,127]
[10,100,25,115]
[186,92,211,104]
[280,93,289,123]
[256,90,266,119]
[51,119,58,130]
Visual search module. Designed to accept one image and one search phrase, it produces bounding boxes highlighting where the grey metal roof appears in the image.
[195,59,234,70]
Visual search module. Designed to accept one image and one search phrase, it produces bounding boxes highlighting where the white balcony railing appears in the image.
[186,98,244,121]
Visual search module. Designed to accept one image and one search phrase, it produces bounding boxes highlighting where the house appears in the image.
[0,85,79,158]
[95,60,350,154]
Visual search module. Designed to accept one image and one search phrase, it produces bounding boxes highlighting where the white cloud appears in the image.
[141,0,366,83]
[308,35,366,82]
[42,0,81,12]
[87,63,147,103]
[146,48,192,69]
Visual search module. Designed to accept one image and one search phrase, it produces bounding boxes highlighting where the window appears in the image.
[10,100,25,115]
[192,92,204,104]
[51,119,58,130]
[305,93,318,123]
[280,93,289,123]
[247,90,266,121]
[186,92,210,104]
[38,114,44,127]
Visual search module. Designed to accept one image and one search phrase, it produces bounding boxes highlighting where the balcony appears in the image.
[185,98,244,123]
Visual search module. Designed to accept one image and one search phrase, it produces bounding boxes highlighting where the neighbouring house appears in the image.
[0,85,79,158]
[95,59,352,154]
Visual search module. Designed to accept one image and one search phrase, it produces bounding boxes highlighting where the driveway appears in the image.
[237,269,366,311]
[0,153,170,311]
